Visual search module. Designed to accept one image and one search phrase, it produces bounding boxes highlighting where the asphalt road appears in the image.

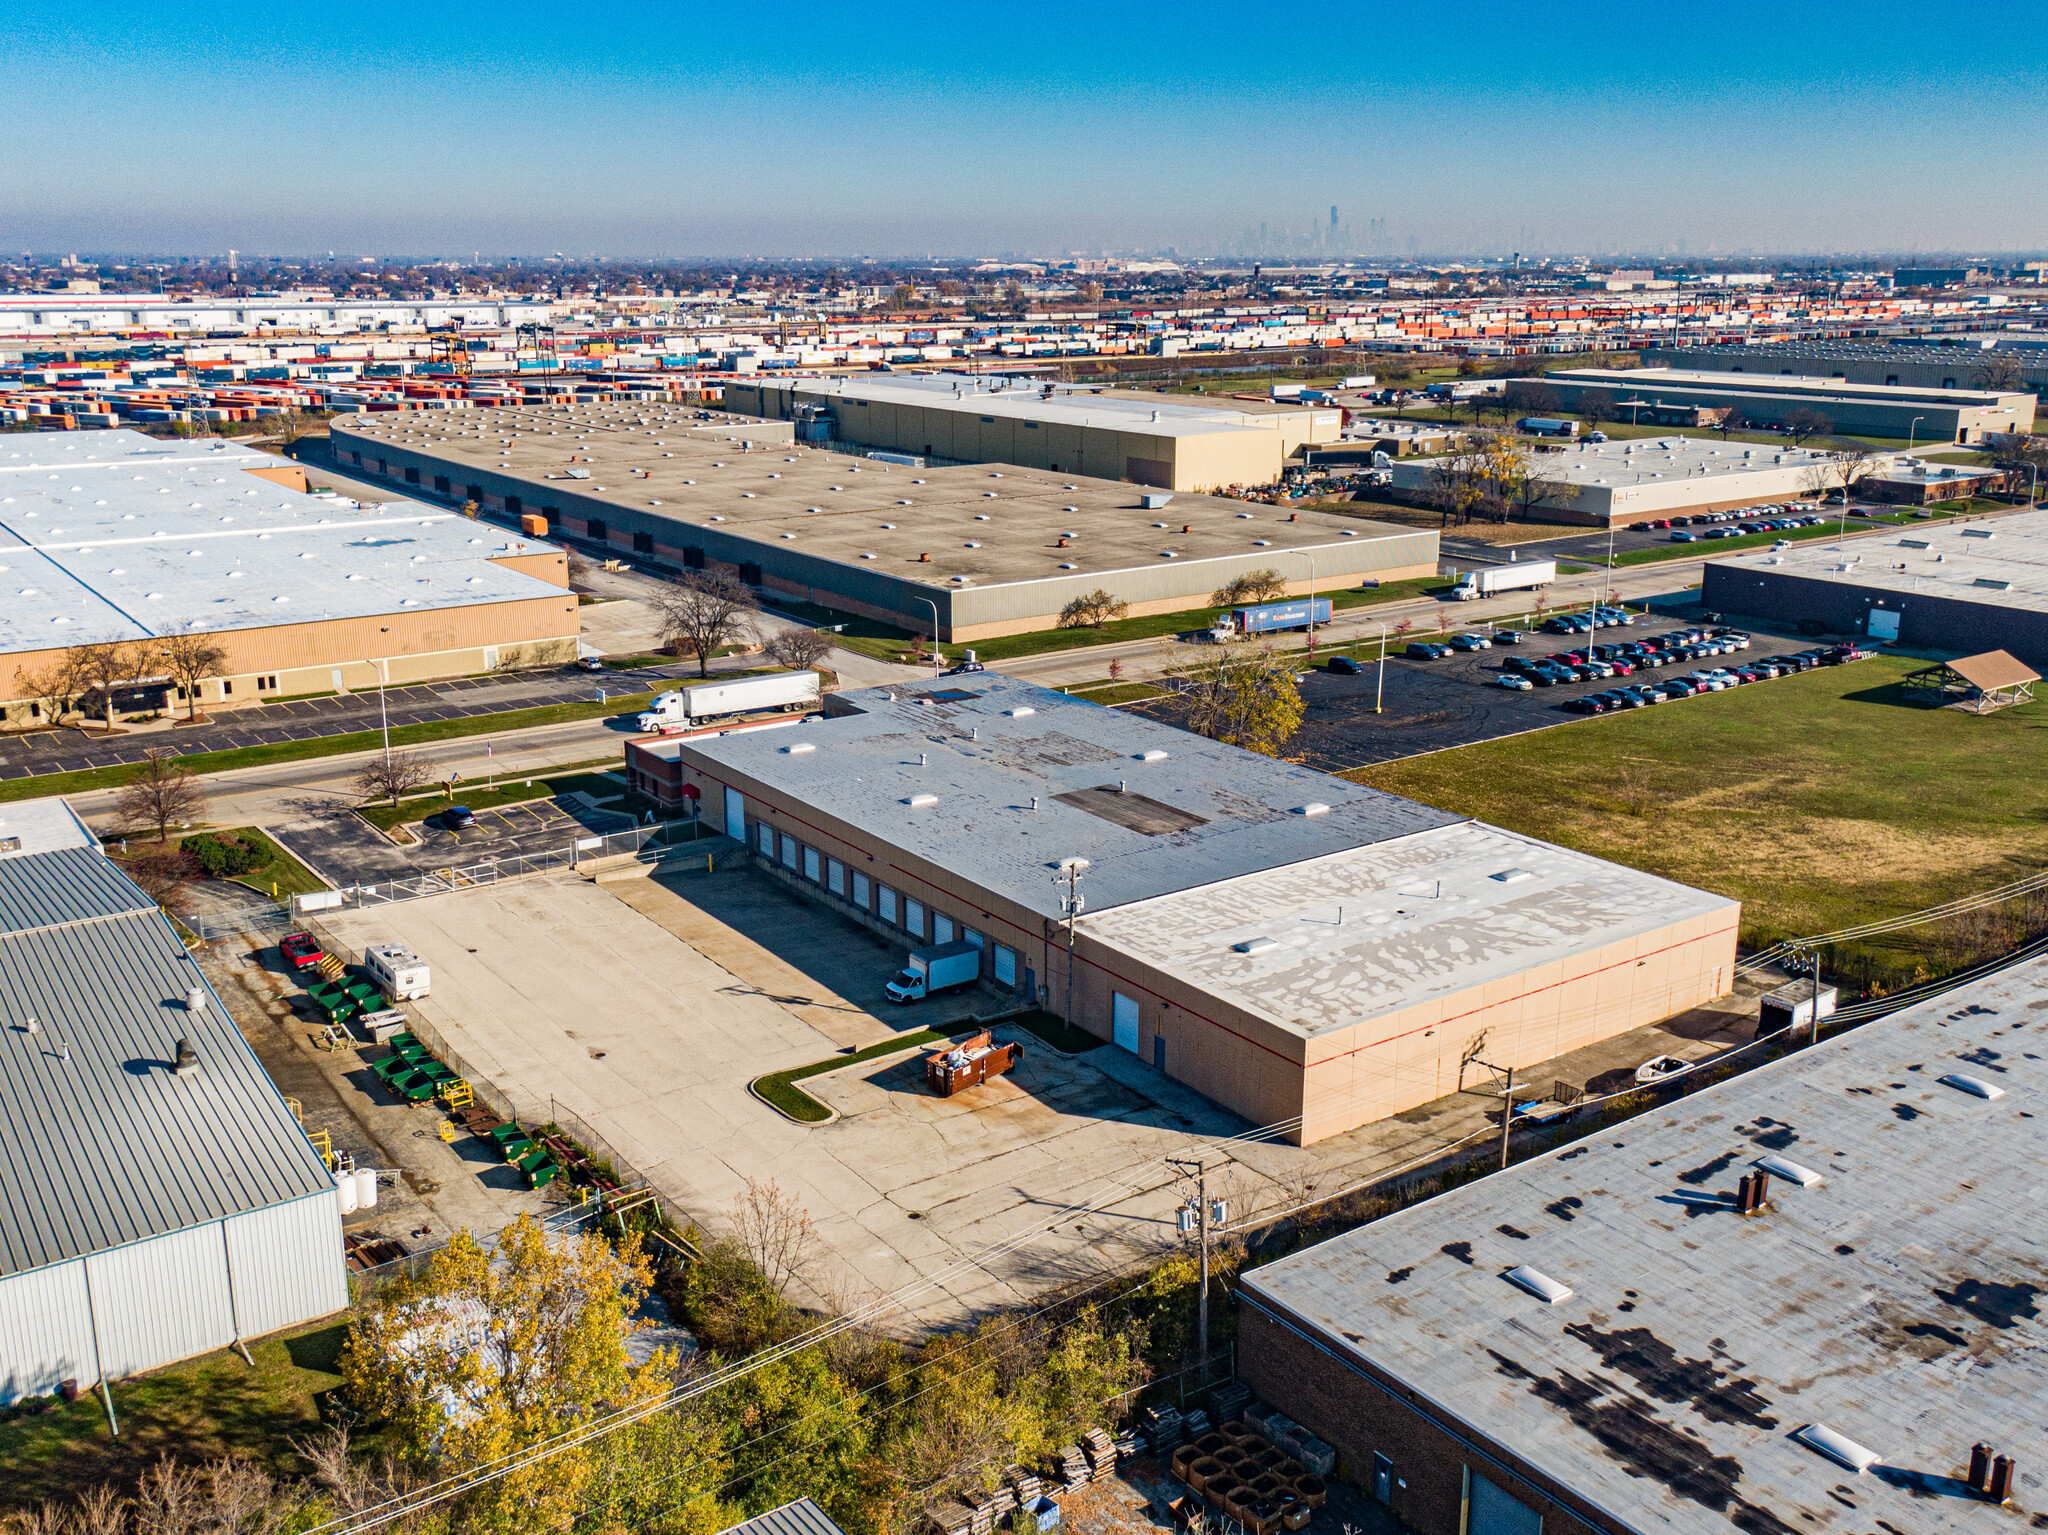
[0,664,696,781]
[1134,611,1849,772]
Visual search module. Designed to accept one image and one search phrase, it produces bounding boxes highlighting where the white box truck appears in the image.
[1451,560,1556,602]
[637,670,820,732]
[363,942,431,1002]
[885,939,982,1004]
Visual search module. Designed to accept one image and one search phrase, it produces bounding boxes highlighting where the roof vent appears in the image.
[1491,868,1535,884]
[185,987,208,1013]
[173,1038,200,1078]
[1503,1266,1573,1304]
[1793,1424,1882,1473]
[1755,1155,1822,1187]
[905,793,939,808]
[781,742,815,755]
[1134,749,1169,762]
[1294,802,1331,817]
[1005,706,1035,718]
[1233,937,1279,955]
[1940,1072,2004,1100]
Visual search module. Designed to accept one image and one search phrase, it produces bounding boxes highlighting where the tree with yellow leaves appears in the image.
[342,1215,677,1535]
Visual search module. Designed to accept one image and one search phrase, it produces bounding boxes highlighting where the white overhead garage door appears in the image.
[1112,992,1140,1054]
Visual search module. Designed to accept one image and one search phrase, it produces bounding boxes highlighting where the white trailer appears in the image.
[1451,560,1556,602]
[637,670,820,732]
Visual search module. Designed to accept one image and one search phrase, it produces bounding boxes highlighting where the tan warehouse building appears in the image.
[726,374,1340,491]
[628,676,1739,1144]
[0,432,577,722]
[331,405,1436,642]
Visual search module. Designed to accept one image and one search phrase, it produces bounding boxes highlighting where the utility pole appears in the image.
[1499,1064,1515,1170]
[1169,1157,1223,1381]
[1053,859,1087,1026]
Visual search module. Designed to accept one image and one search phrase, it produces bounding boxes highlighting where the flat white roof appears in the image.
[1534,437,1836,490]
[0,430,570,657]
[772,375,1302,440]
[1711,507,2048,616]
[0,798,98,857]
[1077,822,1736,1040]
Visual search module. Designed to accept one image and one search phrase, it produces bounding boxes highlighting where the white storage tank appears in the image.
[352,1168,378,1210]
[334,1168,359,1215]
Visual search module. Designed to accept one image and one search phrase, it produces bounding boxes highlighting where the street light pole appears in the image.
[1908,416,1923,455]
[1374,619,1389,713]
[1298,549,1317,655]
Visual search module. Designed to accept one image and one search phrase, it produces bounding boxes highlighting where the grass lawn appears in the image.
[1069,681,1167,705]
[226,826,329,899]
[0,1320,362,1510]
[1346,657,2048,977]
[0,692,656,807]
[353,761,628,832]
[752,1029,948,1121]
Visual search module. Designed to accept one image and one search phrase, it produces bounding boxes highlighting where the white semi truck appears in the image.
[636,670,820,733]
[1450,560,1556,602]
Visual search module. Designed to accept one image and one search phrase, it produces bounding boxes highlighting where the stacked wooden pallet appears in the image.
[1182,1408,1213,1440]
[1054,1444,1092,1488]
[1004,1467,1043,1507]
[1211,1381,1253,1423]
[1083,1427,1117,1479]
[1141,1403,1185,1454]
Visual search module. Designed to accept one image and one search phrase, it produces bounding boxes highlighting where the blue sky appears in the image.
[6,0,2045,258]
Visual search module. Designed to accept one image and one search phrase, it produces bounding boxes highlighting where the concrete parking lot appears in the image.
[1138,610,1844,772]
[316,855,1773,1330]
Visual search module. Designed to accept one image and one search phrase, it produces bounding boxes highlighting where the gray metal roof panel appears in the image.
[0,861,334,1277]
[716,1500,848,1535]
[0,845,155,936]
[680,676,1464,919]
[1240,956,2048,1535]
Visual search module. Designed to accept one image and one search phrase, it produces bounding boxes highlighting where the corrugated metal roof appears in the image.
[1241,956,2048,1535]
[716,1500,848,1535]
[0,852,336,1277]
[679,675,1463,920]
[0,846,156,937]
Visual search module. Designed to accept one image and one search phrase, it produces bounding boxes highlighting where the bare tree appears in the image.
[157,629,228,722]
[1783,407,1833,447]
[1502,379,1560,418]
[120,843,194,912]
[70,639,145,731]
[1829,441,1881,503]
[1210,567,1288,608]
[114,748,206,843]
[731,1178,816,1296]
[1797,462,1833,502]
[352,747,433,808]
[1056,588,1129,629]
[651,573,759,679]
[11,655,86,727]
[762,627,834,672]
[1515,472,1581,522]
[1576,395,1613,434]
[1713,407,1744,442]
[1973,351,2025,392]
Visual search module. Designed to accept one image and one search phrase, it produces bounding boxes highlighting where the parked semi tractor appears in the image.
[636,670,820,733]
[1209,597,1333,641]
[1450,560,1556,602]
[885,939,982,1004]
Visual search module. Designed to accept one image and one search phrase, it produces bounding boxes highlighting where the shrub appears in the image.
[180,832,269,879]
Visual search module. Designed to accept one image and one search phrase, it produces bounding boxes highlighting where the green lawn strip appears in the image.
[0,692,657,806]
[1344,657,2048,986]
[225,826,329,898]
[0,1319,364,1510]
[752,1029,950,1121]
[1069,682,1167,705]
[353,761,627,832]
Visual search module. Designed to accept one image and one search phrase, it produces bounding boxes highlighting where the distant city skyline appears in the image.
[7,0,2046,258]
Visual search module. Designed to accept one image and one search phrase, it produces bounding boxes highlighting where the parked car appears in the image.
[280,932,325,972]
[1493,629,1526,645]
[1404,642,1450,660]
[1327,655,1363,674]
[948,659,987,674]
[1499,673,1533,691]
[445,805,478,829]
[574,655,606,672]
[1447,632,1492,652]
[1671,530,1699,542]
[1561,695,1609,714]
[1621,685,1665,706]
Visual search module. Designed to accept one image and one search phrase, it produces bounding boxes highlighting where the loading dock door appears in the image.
[1112,992,1140,1054]
[724,788,744,838]
[1469,1473,1540,1535]
[1868,608,1901,640]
